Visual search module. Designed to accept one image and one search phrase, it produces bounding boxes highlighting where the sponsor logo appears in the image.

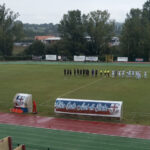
[15,95,25,106]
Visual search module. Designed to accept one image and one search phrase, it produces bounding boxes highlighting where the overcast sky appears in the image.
[1,0,147,24]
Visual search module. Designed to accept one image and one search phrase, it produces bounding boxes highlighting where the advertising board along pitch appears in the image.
[135,58,144,62]
[117,57,128,62]
[85,56,98,62]
[55,98,123,119]
[45,55,57,61]
[74,56,86,62]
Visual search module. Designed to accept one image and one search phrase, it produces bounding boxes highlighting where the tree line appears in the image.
[1,1,150,61]
[121,0,150,61]
[24,10,121,60]
[0,4,24,56]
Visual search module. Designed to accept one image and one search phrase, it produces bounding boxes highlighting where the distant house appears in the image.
[84,36,120,46]
[35,35,61,44]
[109,37,120,47]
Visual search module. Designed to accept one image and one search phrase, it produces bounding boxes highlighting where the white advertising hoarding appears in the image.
[55,98,123,119]
[117,57,128,62]
[85,56,98,62]
[74,56,85,62]
[58,56,61,60]
[46,55,57,61]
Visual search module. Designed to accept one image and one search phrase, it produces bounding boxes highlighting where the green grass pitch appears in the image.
[0,61,150,125]
[0,124,150,150]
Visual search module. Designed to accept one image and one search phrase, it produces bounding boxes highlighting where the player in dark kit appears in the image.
[80,69,82,76]
[74,69,76,76]
[67,69,70,75]
[69,70,72,76]
[83,69,85,76]
[64,69,66,76]
[91,69,94,77]
[95,69,98,77]
[87,69,89,76]
[77,69,79,75]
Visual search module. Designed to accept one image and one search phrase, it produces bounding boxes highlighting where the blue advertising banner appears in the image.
[55,98,123,118]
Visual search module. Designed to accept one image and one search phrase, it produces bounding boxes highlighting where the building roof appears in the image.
[35,36,56,40]
[46,37,61,41]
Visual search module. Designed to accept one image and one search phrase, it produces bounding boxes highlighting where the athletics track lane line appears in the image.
[0,112,150,140]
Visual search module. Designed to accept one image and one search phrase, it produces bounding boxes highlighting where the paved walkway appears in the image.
[0,112,150,139]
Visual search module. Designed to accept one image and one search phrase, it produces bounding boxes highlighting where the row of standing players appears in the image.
[64,69,148,79]
[64,69,110,77]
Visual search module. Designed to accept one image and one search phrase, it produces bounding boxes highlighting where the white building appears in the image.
[109,37,120,46]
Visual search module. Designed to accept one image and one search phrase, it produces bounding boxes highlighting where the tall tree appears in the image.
[120,9,143,60]
[0,4,23,56]
[58,10,86,56]
[24,40,45,56]
[84,10,115,56]
[143,0,150,21]
[120,0,150,61]
[142,0,150,60]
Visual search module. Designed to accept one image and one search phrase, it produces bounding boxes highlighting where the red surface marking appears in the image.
[0,112,150,139]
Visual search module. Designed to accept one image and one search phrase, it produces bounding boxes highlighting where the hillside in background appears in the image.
[115,22,123,36]
[23,23,59,41]
[22,22,123,41]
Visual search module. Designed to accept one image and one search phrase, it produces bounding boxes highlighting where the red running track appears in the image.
[0,112,150,139]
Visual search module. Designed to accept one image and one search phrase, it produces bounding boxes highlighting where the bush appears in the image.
[0,55,32,61]
[0,56,5,61]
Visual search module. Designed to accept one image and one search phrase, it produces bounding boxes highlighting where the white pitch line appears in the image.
[39,78,100,106]
[58,78,102,98]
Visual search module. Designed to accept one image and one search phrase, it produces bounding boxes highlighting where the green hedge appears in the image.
[0,56,32,61]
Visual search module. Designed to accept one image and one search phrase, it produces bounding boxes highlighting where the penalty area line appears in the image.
[39,78,102,106]
[58,78,102,98]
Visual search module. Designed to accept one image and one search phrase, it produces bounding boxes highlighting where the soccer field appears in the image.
[0,124,150,150]
[0,61,150,125]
